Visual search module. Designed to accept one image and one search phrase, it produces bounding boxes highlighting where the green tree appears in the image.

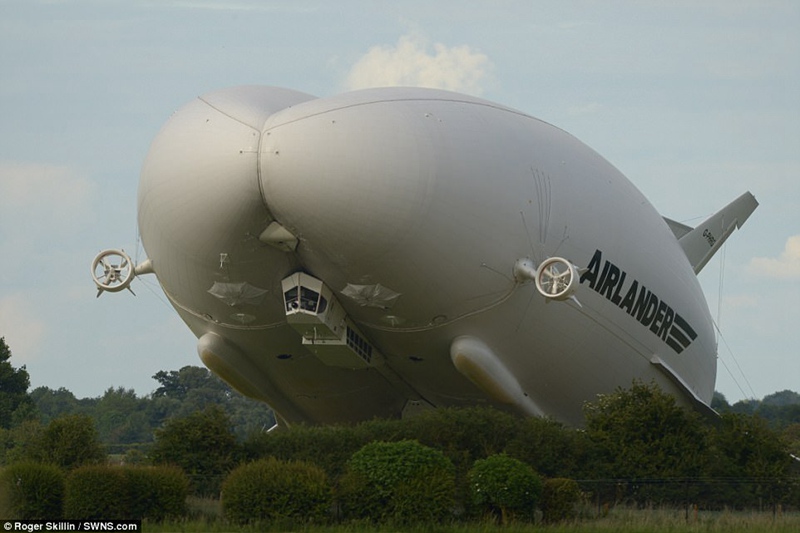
[25,414,105,469]
[152,366,275,439]
[583,380,708,504]
[94,387,150,445]
[30,387,82,423]
[711,391,731,411]
[0,420,43,465]
[762,390,800,407]
[505,416,587,478]
[730,399,760,416]
[468,454,542,524]
[784,423,800,458]
[0,337,34,429]
[150,405,238,496]
[340,440,456,524]
[705,413,795,509]
[153,366,228,401]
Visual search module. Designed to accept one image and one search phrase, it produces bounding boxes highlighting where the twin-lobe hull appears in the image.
[137,86,716,426]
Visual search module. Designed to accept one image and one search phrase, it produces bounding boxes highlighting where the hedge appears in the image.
[339,440,456,524]
[0,463,64,519]
[124,465,189,521]
[64,465,127,519]
[221,457,331,525]
[64,464,188,521]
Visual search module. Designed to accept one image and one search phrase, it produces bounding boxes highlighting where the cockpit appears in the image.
[280,271,379,369]
[284,285,329,314]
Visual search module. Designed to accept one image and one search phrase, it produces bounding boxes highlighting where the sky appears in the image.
[1,1,798,404]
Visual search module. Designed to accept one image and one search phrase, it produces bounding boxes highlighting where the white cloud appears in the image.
[345,34,492,95]
[0,294,45,364]
[747,235,800,280]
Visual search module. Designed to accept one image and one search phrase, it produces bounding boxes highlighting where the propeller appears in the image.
[535,257,577,300]
[514,256,583,307]
[91,249,135,297]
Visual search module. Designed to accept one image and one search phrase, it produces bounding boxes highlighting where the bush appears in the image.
[339,440,456,524]
[64,465,188,520]
[399,407,520,473]
[64,465,128,519]
[505,417,587,478]
[150,406,238,496]
[0,462,64,519]
[468,454,542,524]
[222,457,331,525]
[541,478,581,523]
[124,465,188,521]
[22,415,105,470]
[242,424,370,481]
[241,407,521,483]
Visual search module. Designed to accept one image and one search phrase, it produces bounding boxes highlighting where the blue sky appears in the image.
[1,0,797,403]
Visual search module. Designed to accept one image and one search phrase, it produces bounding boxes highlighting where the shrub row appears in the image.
[241,406,561,481]
[0,463,188,521]
[0,447,586,526]
[221,440,581,526]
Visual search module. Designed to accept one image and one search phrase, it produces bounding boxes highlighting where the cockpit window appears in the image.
[284,287,299,312]
[300,287,320,312]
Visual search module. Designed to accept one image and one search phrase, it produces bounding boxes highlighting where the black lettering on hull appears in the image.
[578,249,698,355]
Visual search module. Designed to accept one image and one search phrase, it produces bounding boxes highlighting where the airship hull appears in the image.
[134,86,733,426]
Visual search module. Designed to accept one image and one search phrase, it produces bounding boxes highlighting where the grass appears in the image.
[141,501,800,532]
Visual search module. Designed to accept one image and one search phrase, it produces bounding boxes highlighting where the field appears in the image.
[141,500,800,532]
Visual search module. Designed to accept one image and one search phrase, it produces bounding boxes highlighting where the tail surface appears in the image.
[664,192,758,274]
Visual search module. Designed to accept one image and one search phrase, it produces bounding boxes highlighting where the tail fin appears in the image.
[664,192,758,275]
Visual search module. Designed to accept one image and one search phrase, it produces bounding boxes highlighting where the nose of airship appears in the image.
[137,86,316,289]
[257,91,435,272]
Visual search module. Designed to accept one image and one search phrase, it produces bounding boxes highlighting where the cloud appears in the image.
[345,34,492,95]
[747,235,800,280]
[0,294,45,364]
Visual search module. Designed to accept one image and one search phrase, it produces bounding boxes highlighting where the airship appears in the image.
[92,85,757,427]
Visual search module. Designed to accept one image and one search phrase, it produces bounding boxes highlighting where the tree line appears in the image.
[35,388,800,513]
[2,335,800,517]
[0,337,275,459]
[3,335,799,450]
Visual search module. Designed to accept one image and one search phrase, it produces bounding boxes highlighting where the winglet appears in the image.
[675,192,759,274]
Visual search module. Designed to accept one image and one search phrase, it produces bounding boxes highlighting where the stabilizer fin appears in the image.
[674,192,758,274]
[663,217,692,240]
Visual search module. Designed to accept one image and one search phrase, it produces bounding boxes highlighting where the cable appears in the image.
[716,243,726,330]
[714,320,757,401]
